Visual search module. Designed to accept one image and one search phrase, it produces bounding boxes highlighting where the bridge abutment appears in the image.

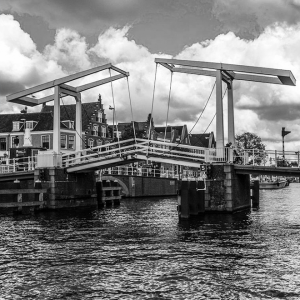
[35,167,97,209]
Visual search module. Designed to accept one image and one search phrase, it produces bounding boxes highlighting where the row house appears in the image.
[0,95,112,158]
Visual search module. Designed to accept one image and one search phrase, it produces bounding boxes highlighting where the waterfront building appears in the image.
[155,125,190,144]
[0,94,112,158]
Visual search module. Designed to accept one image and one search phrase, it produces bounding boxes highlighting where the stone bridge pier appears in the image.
[178,163,251,218]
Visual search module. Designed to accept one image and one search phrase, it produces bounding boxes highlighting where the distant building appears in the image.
[155,125,190,144]
[0,95,111,157]
[110,114,157,140]
[189,132,216,148]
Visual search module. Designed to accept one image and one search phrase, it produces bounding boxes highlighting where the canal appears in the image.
[1,184,300,299]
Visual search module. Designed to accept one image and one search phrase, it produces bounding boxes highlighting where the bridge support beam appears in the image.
[53,86,61,154]
[216,70,224,149]
[75,93,83,153]
[227,81,235,146]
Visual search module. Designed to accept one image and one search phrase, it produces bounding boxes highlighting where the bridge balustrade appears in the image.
[0,156,36,174]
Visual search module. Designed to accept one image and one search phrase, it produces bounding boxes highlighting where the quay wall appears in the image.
[103,175,178,197]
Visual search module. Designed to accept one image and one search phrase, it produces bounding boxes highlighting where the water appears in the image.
[1,184,300,299]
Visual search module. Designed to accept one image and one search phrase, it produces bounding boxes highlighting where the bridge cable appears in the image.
[126,77,137,142]
[164,71,173,142]
[109,68,122,157]
[203,86,228,135]
[171,79,216,150]
[146,63,158,157]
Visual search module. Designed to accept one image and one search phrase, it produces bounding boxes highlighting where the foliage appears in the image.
[121,124,147,140]
[235,132,267,165]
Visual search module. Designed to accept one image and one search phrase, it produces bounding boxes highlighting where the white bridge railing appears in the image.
[2,139,299,175]
[0,156,36,174]
[102,166,201,179]
[61,138,229,168]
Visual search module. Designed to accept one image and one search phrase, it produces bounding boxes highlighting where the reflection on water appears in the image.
[1,185,300,299]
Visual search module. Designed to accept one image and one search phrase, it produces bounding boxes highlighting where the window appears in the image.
[0,138,6,151]
[11,136,20,148]
[93,125,98,136]
[97,112,102,123]
[62,120,74,129]
[88,138,94,148]
[61,134,67,149]
[41,135,50,149]
[12,122,20,131]
[101,126,106,138]
[68,135,75,149]
[25,121,37,130]
[97,140,103,146]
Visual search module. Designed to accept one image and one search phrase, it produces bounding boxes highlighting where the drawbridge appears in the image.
[62,138,224,173]
[4,58,296,178]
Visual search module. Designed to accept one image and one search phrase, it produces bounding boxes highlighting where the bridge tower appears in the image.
[6,64,129,156]
[155,58,296,149]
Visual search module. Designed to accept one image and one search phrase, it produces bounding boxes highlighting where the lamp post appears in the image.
[282,127,291,163]
[109,105,115,138]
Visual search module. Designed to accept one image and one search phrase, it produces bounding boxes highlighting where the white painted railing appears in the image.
[103,166,202,179]
[61,138,229,168]
[0,156,36,174]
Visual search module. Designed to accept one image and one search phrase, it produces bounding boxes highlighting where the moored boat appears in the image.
[259,179,287,189]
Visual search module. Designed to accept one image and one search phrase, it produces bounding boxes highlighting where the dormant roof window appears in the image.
[62,120,74,129]
[12,121,21,131]
[25,121,37,130]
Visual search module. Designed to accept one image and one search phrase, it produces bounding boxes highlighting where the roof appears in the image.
[0,101,102,133]
[116,121,149,132]
[190,133,215,148]
[0,112,53,133]
[41,102,101,130]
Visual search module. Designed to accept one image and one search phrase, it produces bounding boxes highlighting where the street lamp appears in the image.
[282,127,291,162]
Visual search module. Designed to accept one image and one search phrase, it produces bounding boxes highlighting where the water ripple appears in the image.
[1,186,300,299]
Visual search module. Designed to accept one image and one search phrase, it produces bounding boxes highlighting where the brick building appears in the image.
[0,95,112,157]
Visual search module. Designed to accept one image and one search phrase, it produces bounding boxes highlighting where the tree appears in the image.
[235,132,267,165]
[121,124,147,140]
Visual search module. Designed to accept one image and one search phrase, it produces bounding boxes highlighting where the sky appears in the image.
[1,0,300,152]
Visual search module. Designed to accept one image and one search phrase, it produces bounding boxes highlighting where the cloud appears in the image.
[212,0,300,38]
[0,0,172,35]
[0,14,65,111]
[44,28,91,73]
[1,13,300,150]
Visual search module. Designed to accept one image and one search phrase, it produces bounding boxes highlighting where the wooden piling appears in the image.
[179,180,189,219]
[189,181,198,216]
[197,181,205,213]
[251,180,260,210]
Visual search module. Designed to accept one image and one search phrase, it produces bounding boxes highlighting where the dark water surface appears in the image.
[1,184,300,299]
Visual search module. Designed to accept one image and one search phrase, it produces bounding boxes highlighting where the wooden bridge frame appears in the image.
[6,63,129,155]
[155,58,296,149]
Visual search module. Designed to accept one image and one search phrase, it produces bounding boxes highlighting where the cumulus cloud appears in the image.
[0,14,65,111]
[44,28,91,73]
[1,13,300,151]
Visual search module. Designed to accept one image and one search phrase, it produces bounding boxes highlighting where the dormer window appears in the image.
[12,121,21,131]
[93,125,98,136]
[25,121,37,130]
[62,120,74,129]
